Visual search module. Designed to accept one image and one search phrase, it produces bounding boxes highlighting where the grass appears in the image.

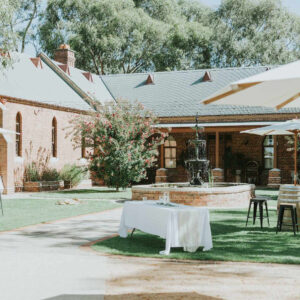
[92,188,300,264]
[0,187,130,231]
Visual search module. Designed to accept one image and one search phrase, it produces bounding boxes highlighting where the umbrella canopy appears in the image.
[203,60,300,110]
[242,119,300,185]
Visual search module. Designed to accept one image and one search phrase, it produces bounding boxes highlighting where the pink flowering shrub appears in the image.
[70,100,167,190]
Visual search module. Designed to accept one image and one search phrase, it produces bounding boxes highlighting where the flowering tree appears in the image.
[71,100,167,191]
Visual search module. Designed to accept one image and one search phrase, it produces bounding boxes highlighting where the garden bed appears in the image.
[24,181,63,192]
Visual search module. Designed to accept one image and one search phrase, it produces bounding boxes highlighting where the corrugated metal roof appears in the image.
[0,52,93,111]
[101,67,300,117]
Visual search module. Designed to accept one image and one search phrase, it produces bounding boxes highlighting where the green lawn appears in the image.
[92,197,300,264]
[0,188,130,231]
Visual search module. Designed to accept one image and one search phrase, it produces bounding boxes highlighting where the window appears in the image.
[164,136,176,168]
[263,135,274,169]
[16,112,22,156]
[52,117,57,157]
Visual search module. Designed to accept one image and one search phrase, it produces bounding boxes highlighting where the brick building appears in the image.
[1,45,300,193]
[0,46,112,193]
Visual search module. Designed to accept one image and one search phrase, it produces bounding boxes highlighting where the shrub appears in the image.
[70,100,166,191]
[24,163,40,182]
[60,164,86,186]
[41,168,60,181]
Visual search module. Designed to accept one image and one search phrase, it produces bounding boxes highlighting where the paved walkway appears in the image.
[0,208,122,300]
[1,207,300,300]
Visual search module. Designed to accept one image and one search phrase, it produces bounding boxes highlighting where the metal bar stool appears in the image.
[276,204,299,235]
[246,197,270,228]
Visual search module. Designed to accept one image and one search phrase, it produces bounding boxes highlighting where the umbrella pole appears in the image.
[294,132,298,186]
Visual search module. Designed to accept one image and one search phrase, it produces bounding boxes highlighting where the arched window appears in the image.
[16,112,22,156]
[52,117,57,157]
[263,135,274,169]
[164,136,176,168]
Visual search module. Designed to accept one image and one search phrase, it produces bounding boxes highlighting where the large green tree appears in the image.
[38,0,212,74]
[0,0,19,70]
[135,0,212,70]
[211,0,300,67]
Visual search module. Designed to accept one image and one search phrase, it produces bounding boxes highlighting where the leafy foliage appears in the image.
[38,0,212,74]
[0,0,19,71]
[40,168,60,181]
[24,162,40,182]
[60,164,87,186]
[15,0,43,53]
[211,0,300,67]
[70,100,167,190]
[37,0,300,71]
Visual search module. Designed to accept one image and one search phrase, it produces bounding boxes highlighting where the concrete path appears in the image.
[1,207,300,300]
[0,208,122,300]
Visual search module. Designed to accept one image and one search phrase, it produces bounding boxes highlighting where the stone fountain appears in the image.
[185,115,210,185]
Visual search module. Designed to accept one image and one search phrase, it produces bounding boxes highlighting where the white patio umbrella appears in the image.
[241,119,300,185]
[203,60,300,110]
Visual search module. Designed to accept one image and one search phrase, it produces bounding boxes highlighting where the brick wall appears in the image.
[0,102,86,193]
[277,136,294,184]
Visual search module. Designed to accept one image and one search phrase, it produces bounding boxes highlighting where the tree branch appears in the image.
[21,0,38,53]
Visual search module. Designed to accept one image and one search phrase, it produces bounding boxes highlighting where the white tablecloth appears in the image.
[118,201,213,255]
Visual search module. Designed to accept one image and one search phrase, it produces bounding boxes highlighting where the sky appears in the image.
[199,0,300,12]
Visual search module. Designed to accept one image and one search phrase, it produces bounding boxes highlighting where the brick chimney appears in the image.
[54,44,76,68]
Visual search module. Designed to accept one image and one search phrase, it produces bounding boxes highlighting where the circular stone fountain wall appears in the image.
[132,182,254,208]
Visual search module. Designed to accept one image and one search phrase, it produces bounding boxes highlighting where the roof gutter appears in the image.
[39,52,97,110]
[154,121,282,128]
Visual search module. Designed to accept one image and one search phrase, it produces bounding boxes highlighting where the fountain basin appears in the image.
[132,182,254,208]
